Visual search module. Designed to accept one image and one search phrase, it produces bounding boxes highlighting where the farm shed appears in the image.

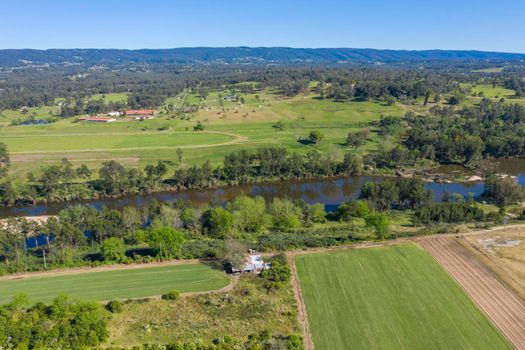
[232,255,271,274]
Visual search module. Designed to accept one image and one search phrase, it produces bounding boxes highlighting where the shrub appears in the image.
[106,299,124,313]
[365,212,391,240]
[101,237,126,262]
[162,289,180,301]
[261,262,291,283]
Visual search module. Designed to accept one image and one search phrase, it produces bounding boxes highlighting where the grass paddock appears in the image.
[295,244,511,350]
[0,263,230,304]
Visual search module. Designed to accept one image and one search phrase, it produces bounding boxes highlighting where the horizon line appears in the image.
[1,46,524,55]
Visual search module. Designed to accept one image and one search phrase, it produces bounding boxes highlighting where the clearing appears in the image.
[463,225,525,299]
[0,263,230,304]
[294,243,511,350]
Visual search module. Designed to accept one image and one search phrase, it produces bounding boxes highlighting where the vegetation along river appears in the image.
[2,159,525,219]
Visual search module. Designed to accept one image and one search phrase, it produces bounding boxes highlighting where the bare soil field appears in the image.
[420,237,525,350]
[463,226,525,299]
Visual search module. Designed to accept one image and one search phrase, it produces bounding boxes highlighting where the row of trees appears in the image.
[0,146,361,206]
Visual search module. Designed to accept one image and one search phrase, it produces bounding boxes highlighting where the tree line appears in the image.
[2,175,520,275]
[0,147,361,206]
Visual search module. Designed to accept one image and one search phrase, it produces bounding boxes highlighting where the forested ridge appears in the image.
[1,47,525,68]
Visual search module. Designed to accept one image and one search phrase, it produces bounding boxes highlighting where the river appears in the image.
[3,159,525,219]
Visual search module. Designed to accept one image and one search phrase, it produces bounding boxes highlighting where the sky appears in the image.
[1,0,525,52]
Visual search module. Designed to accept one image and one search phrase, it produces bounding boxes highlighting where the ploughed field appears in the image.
[420,237,525,350]
[0,263,230,304]
[294,244,511,350]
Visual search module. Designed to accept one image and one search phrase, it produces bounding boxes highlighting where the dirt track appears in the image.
[420,237,525,350]
[287,255,314,350]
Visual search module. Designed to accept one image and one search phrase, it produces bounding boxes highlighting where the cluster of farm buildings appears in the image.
[79,109,158,123]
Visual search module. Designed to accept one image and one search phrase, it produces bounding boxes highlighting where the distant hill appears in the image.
[1,47,525,67]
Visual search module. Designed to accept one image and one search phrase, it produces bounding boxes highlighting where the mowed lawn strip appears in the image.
[295,244,511,350]
[0,264,230,304]
[1,132,234,153]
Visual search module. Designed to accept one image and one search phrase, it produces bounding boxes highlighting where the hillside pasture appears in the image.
[0,89,406,178]
[295,244,511,350]
[0,263,231,304]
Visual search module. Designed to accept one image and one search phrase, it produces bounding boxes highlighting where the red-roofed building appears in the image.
[125,109,157,115]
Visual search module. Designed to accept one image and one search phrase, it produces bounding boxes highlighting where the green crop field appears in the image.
[295,244,511,350]
[0,263,230,304]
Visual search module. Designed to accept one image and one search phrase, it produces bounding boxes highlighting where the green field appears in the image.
[2,131,234,153]
[0,90,406,178]
[295,244,511,350]
[90,93,129,103]
[0,263,230,303]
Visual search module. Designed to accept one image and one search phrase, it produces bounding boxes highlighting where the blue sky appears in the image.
[2,0,524,52]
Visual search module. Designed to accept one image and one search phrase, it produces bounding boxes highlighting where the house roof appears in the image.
[243,255,265,270]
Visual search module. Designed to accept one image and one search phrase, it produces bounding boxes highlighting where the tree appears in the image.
[121,206,142,236]
[481,175,525,207]
[269,197,303,229]
[227,195,268,233]
[334,199,370,221]
[176,148,184,165]
[308,130,324,144]
[447,94,462,105]
[203,206,234,238]
[0,227,25,264]
[338,153,361,175]
[223,238,247,271]
[423,90,431,106]
[0,142,10,178]
[0,180,16,206]
[145,160,168,185]
[305,203,326,223]
[346,130,369,148]
[194,121,205,131]
[101,237,125,262]
[76,164,92,179]
[146,227,185,259]
[365,213,391,240]
[98,160,127,195]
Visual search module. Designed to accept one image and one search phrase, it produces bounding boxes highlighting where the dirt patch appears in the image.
[420,237,525,350]
[463,226,525,299]
[479,237,521,250]
[287,254,314,350]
